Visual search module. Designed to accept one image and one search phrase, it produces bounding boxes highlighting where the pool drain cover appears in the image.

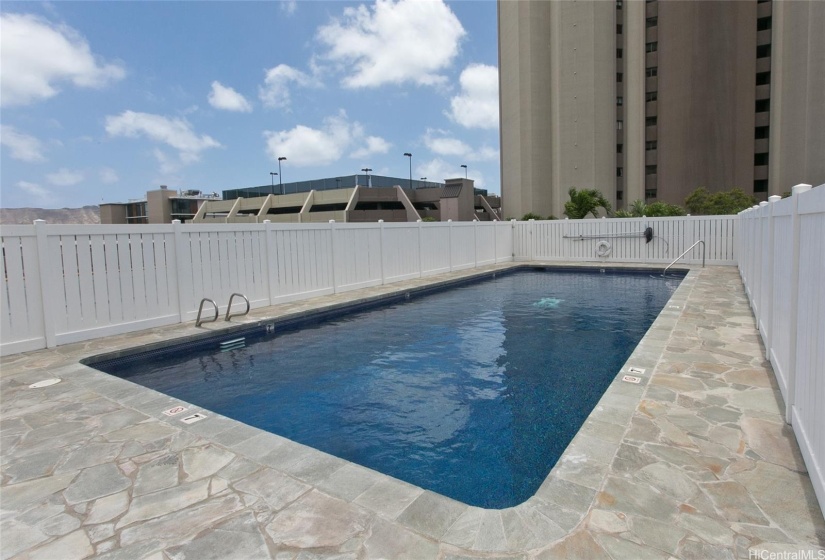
[29,378,62,388]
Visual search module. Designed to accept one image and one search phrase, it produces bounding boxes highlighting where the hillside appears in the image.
[0,206,100,225]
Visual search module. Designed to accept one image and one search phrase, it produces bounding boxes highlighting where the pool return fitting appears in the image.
[195,293,250,327]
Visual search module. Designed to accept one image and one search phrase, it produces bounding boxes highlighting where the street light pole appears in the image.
[361,168,372,188]
[403,153,412,189]
[278,157,286,194]
[460,164,467,179]
[270,172,278,195]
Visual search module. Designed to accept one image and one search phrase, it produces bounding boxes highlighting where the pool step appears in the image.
[219,337,246,352]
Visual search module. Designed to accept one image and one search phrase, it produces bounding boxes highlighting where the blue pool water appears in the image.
[94,268,682,508]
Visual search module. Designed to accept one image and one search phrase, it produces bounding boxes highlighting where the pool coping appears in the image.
[12,261,696,554]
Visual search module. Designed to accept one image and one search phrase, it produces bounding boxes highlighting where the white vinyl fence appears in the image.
[737,183,825,514]
[513,215,737,264]
[0,220,514,356]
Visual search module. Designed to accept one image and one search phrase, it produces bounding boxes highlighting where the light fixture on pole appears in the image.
[270,172,278,195]
[403,153,412,190]
[460,164,468,179]
[278,157,287,194]
[361,167,372,188]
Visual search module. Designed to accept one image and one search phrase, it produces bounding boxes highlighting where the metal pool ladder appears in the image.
[195,298,218,327]
[663,240,705,276]
[195,293,250,326]
[225,293,250,321]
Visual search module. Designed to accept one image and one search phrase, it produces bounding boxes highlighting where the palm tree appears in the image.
[564,188,612,219]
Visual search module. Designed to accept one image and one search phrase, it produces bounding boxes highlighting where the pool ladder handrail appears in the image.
[195,298,218,327]
[663,240,705,276]
[225,293,250,322]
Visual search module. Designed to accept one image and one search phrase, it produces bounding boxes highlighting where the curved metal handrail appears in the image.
[195,298,218,327]
[663,240,705,276]
[225,293,250,321]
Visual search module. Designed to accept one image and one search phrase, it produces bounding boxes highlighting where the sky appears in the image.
[0,0,500,209]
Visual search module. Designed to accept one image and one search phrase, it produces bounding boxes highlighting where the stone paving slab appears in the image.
[1,264,824,559]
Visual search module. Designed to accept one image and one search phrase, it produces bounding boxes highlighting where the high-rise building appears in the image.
[498,0,825,218]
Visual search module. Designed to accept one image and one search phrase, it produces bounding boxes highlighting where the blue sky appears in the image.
[0,0,499,209]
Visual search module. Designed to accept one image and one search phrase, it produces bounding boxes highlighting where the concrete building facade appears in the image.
[499,0,825,218]
[100,187,220,224]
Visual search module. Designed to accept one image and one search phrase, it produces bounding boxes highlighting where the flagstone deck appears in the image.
[1,264,823,559]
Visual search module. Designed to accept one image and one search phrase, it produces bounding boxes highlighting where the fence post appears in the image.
[378,220,386,285]
[171,220,189,323]
[417,219,423,277]
[329,220,339,293]
[529,219,536,261]
[263,220,275,305]
[448,220,454,272]
[784,183,812,424]
[473,219,478,268]
[762,195,782,358]
[33,220,57,348]
[493,220,498,263]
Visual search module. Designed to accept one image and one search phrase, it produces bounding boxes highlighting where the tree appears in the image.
[685,187,755,215]
[614,199,685,218]
[521,212,544,220]
[564,188,612,219]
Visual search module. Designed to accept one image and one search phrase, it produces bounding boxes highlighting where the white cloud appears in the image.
[46,168,84,186]
[281,0,297,15]
[448,64,499,129]
[423,128,499,162]
[0,125,46,162]
[0,13,125,107]
[99,167,119,184]
[417,157,485,188]
[350,136,391,159]
[208,81,252,112]
[105,110,221,169]
[17,181,52,204]
[263,110,388,167]
[258,64,318,110]
[317,0,465,89]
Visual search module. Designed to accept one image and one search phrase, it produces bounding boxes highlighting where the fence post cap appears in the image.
[528,219,535,222]
[263,219,271,224]
[378,219,384,223]
[759,201,769,207]
[171,219,181,224]
[768,195,782,202]
[329,220,336,223]
[448,219,452,222]
[33,219,47,225]
[791,183,812,195]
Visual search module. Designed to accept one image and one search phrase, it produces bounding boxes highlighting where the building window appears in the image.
[646,17,658,28]
[617,72,623,82]
[646,67,658,78]
[617,144,623,154]
[755,126,770,139]
[646,116,657,126]
[617,24,623,34]
[756,72,771,85]
[757,16,772,30]
[617,96,623,106]
[645,165,657,175]
[755,99,770,113]
[754,180,768,193]
[755,153,769,166]
[617,167,624,177]
[617,48,623,58]
[646,91,658,102]
[646,141,657,151]
[645,189,658,198]
[757,44,771,58]
[617,190,624,201]
[646,42,658,53]
[617,120,623,130]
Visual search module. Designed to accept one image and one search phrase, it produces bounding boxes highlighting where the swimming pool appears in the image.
[89,267,683,508]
